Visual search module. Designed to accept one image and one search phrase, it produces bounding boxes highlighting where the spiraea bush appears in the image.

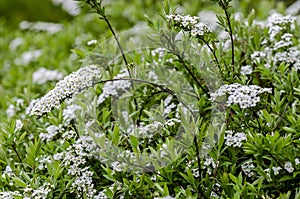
[1,0,300,198]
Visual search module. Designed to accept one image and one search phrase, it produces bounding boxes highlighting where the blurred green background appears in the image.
[0,0,297,28]
[0,0,74,28]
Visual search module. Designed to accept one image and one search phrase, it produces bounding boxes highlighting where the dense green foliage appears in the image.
[1,0,300,198]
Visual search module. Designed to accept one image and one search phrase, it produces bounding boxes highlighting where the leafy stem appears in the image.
[86,0,139,117]
[218,0,235,71]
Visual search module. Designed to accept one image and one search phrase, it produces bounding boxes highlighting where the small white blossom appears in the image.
[6,104,16,117]
[2,166,13,178]
[267,13,296,41]
[15,119,23,132]
[284,161,294,173]
[241,159,255,177]
[295,158,300,165]
[250,51,266,64]
[87,39,97,46]
[240,65,253,75]
[192,168,199,178]
[272,166,282,175]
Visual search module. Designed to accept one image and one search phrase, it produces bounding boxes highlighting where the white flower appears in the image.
[6,104,16,117]
[9,37,24,51]
[15,119,23,132]
[224,130,247,147]
[295,158,300,165]
[53,152,64,160]
[63,104,82,124]
[39,125,61,141]
[250,51,266,64]
[272,166,282,175]
[62,130,76,140]
[240,65,253,75]
[87,39,97,46]
[241,159,255,177]
[97,71,131,105]
[14,49,42,66]
[0,191,22,199]
[211,83,272,109]
[166,14,210,38]
[32,67,64,84]
[3,166,13,178]
[94,190,107,199]
[30,65,101,116]
[192,168,199,178]
[19,21,63,34]
[51,0,81,16]
[284,161,294,173]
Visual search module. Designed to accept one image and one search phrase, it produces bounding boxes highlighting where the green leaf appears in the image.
[13,177,27,188]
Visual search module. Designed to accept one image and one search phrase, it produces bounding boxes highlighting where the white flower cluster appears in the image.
[23,183,53,199]
[37,155,52,170]
[202,156,217,175]
[94,190,107,199]
[6,98,24,117]
[97,71,131,105]
[61,133,102,198]
[39,124,64,142]
[63,103,82,124]
[70,167,96,198]
[224,130,247,147]
[0,191,21,199]
[240,65,253,75]
[211,83,272,109]
[19,21,63,34]
[9,37,24,51]
[62,130,77,141]
[273,33,293,50]
[32,67,64,84]
[14,49,42,66]
[251,13,300,70]
[241,159,255,177]
[128,121,164,138]
[250,51,266,64]
[166,14,211,38]
[30,65,101,116]
[267,13,296,41]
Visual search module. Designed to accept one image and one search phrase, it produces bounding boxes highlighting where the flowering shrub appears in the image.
[1,0,300,198]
